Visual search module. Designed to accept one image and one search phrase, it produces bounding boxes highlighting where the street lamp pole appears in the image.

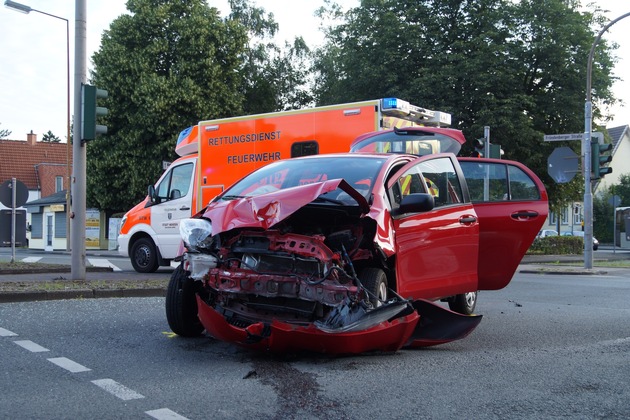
[4,0,72,252]
[584,11,630,269]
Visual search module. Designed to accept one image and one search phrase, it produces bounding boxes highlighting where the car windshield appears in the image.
[220,156,387,202]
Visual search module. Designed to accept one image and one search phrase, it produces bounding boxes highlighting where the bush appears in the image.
[527,236,583,255]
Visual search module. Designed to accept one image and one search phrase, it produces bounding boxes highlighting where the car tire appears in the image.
[130,237,159,273]
[165,264,204,337]
[449,291,478,315]
[360,267,388,307]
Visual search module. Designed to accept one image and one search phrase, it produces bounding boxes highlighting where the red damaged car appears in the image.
[166,128,548,354]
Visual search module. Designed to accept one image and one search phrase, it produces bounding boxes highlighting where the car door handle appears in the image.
[511,211,538,219]
[459,215,477,224]
[179,206,190,211]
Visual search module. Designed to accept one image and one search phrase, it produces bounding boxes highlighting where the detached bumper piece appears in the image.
[195,296,481,355]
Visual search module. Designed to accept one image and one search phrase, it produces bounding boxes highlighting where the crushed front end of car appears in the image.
[166,178,481,355]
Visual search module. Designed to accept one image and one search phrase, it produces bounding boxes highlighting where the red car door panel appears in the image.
[389,155,479,300]
[458,158,548,290]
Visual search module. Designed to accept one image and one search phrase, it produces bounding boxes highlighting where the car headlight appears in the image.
[179,218,213,251]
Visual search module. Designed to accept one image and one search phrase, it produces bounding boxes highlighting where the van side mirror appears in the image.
[148,185,157,204]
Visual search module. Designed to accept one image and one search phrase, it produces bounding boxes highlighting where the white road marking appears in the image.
[22,257,42,263]
[145,408,190,420]
[13,340,49,353]
[91,379,145,401]
[0,327,18,337]
[88,258,122,272]
[47,357,91,373]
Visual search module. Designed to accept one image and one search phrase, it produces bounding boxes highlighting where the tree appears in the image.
[312,0,617,210]
[0,123,11,139]
[87,0,309,214]
[42,130,61,143]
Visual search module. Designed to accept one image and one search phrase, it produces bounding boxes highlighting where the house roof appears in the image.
[606,125,628,154]
[23,189,68,207]
[0,138,72,190]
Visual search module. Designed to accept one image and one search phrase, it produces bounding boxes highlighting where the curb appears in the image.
[0,287,166,303]
[519,268,608,275]
[0,266,114,275]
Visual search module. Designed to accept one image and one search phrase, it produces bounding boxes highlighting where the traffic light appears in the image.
[472,138,484,157]
[590,137,613,179]
[81,84,108,141]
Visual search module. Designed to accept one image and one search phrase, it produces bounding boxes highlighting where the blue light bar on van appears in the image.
[382,98,410,112]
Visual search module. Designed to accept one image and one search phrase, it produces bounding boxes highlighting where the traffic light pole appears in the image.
[584,11,630,270]
[71,0,87,280]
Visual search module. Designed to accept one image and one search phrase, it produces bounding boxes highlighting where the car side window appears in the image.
[416,157,463,207]
[389,165,428,208]
[460,161,540,202]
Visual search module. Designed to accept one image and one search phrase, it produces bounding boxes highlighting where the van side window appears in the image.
[156,163,193,201]
[291,141,319,157]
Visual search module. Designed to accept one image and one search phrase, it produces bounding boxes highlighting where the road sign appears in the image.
[608,195,621,207]
[543,133,583,142]
[548,147,579,183]
[0,179,29,208]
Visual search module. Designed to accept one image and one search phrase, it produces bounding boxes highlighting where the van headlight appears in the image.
[179,218,213,251]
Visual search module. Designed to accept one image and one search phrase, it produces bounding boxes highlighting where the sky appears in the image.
[0,0,628,142]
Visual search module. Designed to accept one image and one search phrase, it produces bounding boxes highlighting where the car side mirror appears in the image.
[394,193,434,215]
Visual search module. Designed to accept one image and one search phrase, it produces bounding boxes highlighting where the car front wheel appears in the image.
[360,267,388,307]
[448,291,478,315]
[165,265,204,337]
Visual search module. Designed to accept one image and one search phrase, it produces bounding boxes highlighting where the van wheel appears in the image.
[360,267,388,307]
[165,265,204,337]
[130,238,159,273]
[449,291,478,315]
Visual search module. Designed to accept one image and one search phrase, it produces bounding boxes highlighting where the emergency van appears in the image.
[118,98,451,272]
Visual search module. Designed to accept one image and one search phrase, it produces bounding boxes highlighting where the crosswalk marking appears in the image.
[14,340,49,352]
[88,258,122,271]
[0,327,18,337]
[91,379,145,400]
[48,357,91,373]
[146,408,189,420]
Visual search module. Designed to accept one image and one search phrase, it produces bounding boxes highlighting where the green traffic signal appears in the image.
[81,84,108,141]
[590,138,613,179]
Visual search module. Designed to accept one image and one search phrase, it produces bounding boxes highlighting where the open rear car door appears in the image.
[458,158,548,290]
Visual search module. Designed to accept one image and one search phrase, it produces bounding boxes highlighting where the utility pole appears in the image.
[583,11,630,269]
[71,0,87,280]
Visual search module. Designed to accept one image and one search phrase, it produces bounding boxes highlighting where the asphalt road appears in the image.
[1,269,629,419]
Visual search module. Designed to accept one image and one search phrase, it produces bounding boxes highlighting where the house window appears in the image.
[31,213,43,239]
[56,176,63,192]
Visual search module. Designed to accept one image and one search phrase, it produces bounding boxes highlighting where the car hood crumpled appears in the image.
[202,178,370,235]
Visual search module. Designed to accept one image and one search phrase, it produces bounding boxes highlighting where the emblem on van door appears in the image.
[168,213,172,220]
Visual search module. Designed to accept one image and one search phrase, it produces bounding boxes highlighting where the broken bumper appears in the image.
[195,296,482,354]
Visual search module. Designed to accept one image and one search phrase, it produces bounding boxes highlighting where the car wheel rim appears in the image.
[136,246,150,268]
[465,292,476,308]
[376,281,387,307]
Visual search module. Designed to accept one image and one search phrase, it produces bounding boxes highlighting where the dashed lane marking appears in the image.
[91,379,145,401]
[13,340,49,353]
[88,258,123,271]
[22,257,43,263]
[145,408,190,420]
[0,327,18,337]
[47,357,92,373]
